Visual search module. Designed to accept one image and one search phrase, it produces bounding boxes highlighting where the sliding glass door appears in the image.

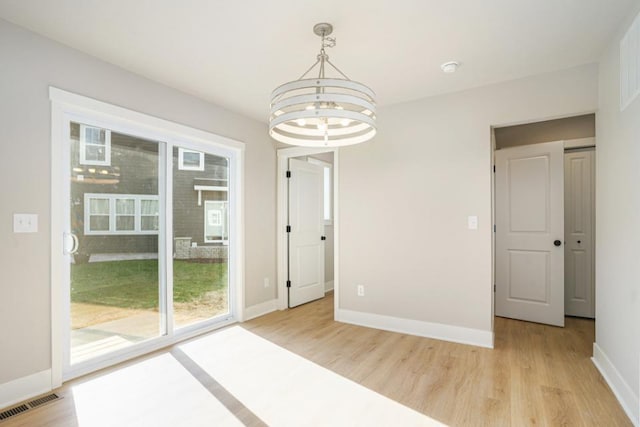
[172,146,230,329]
[59,108,238,380]
[68,122,163,364]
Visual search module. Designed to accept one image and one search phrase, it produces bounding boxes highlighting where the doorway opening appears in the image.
[276,147,338,314]
[492,113,596,328]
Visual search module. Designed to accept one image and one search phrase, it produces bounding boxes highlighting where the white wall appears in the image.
[338,64,598,340]
[0,19,276,387]
[594,6,640,423]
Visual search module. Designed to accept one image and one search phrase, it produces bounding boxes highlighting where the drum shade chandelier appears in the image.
[269,23,376,147]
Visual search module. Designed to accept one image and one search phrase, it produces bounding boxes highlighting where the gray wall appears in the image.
[595,5,640,408]
[339,63,598,332]
[0,18,276,385]
[494,113,595,149]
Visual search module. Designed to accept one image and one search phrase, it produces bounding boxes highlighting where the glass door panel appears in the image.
[172,147,230,328]
[69,121,162,364]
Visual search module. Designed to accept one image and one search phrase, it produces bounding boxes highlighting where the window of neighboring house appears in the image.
[140,199,160,231]
[80,124,111,166]
[308,158,333,225]
[85,193,159,235]
[178,148,205,171]
[204,200,229,243]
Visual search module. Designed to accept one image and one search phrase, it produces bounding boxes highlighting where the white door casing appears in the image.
[564,149,595,318]
[288,158,325,307]
[495,141,565,327]
[50,87,245,385]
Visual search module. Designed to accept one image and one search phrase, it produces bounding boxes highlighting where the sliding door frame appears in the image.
[50,87,245,386]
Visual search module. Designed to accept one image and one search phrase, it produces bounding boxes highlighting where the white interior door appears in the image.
[288,158,325,307]
[495,141,565,327]
[564,149,595,318]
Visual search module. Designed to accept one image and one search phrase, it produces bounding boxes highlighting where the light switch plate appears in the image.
[467,215,478,230]
[14,213,38,233]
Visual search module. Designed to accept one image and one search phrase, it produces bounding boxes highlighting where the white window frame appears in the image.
[204,200,229,244]
[50,87,245,386]
[308,157,333,225]
[178,148,205,171]
[79,124,111,166]
[84,193,159,235]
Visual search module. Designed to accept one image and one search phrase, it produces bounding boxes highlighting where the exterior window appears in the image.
[204,200,228,243]
[88,197,110,231]
[84,194,159,235]
[178,148,204,171]
[141,199,159,231]
[115,198,135,231]
[80,124,111,166]
[308,158,333,225]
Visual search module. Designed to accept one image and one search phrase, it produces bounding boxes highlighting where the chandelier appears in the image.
[269,23,377,147]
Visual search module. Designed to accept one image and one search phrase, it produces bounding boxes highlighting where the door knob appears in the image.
[554,240,562,246]
[321,236,326,241]
[577,240,581,244]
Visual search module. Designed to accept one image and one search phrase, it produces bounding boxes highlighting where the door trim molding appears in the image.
[336,309,494,349]
[592,343,639,426]
[276,147,339,317]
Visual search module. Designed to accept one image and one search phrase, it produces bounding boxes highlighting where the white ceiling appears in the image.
[0,1,635,122]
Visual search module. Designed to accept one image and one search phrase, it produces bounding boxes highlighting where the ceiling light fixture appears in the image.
[269,23,377,147]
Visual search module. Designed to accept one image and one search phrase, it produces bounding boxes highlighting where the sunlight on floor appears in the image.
[70,353,242,427]
[66,326,445,426]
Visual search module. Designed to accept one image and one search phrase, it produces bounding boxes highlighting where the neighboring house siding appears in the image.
[172,147,228,247]
[71,124,160,255]
[70,124,229,258]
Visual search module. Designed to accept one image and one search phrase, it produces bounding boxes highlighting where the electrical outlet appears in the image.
[263,278,270,288]
[357,285,365,297]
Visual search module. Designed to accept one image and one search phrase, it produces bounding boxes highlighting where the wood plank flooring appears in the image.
[242,293,631,426]
[1,292,631,426]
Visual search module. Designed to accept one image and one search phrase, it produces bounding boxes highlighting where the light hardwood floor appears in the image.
[2,292,631,426]
[242,293,631,426]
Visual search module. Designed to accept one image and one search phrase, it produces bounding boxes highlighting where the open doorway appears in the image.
[276,147,338,312]
[492,114,596,327]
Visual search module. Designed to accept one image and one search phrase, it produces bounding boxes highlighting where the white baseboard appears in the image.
[243,299,278,321]
[324,280,334,293]
[0,369,52,410]
[336,309,494,349]
[592,343,639,426]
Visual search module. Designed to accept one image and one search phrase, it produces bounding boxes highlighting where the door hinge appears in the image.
[321,235,326,241]
[494,284,496,292]
[286,225,291,233]
[493,165,496,173]
[286,280,291,288]
[493,224,496,232]
[286,171,291,178]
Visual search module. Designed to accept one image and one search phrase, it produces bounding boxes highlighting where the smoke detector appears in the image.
[440,61,460,73]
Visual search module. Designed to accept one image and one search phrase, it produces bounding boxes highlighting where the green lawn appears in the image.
[71,260,227,309]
